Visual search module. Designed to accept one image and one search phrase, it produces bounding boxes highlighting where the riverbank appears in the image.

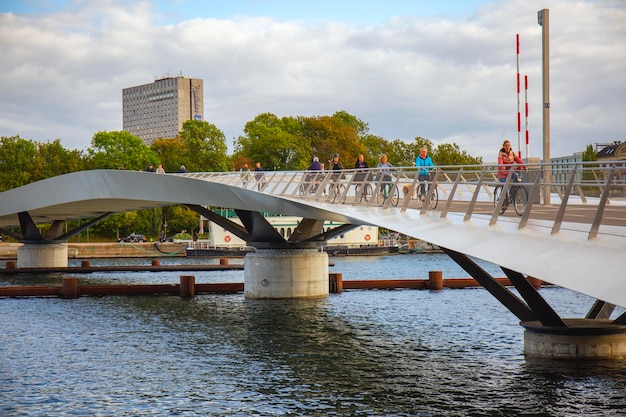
[0,242,188,259]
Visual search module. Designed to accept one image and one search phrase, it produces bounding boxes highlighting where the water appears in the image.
[1,254,626,416]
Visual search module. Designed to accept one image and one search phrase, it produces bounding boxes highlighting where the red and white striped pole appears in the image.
[516,34,522,158]
[524,74,529,159]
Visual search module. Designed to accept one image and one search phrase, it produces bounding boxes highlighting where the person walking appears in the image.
[240,163,251,187]
[254,162,266,191]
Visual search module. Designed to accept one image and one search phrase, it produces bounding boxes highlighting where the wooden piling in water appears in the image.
[61,277,79,299]
[179,275,195,298]
[428,270,443,290]
[329,272,343,293]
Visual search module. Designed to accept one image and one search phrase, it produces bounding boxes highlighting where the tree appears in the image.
[360,134,391,166]
[388,139,419,167]
[300,114,366,166]
[582,144,597,162]
[87,131,158,171]
[432,142,483,166]
[33,139,85,179]
[151,137,186,173]
[332,110,369,136]
[0,135,37,190]
[179,120,229,172]
[235,113,309,171]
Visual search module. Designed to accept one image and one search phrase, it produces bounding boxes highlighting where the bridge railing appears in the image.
[181,162,626,239]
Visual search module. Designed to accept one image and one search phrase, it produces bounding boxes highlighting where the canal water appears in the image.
[1,253,625,416]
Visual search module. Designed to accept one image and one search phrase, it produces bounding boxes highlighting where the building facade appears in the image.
[122,76,203,146]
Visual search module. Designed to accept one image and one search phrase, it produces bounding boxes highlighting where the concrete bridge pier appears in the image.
[522,319,626,360]
[244,248,329,299]
[17,242,69,268]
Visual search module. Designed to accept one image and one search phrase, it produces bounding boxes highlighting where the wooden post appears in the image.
[219,258,229,266]
[81,260,91,268]
[329,272,343,293]
[5,261,16,269]
[61,277,79,299]
[151,259,161,266]
[428,270,443,291]
[180,275,195,298]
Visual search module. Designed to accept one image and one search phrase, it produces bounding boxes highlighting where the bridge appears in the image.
[0,163,625,359]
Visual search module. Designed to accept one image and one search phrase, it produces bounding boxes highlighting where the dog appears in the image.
[402,184,412,199]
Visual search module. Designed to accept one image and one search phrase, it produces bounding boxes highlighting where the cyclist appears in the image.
[497,140,527,182]
[415,147,435,200]
[328,153,345,199]
[354,154,369,169]
[376,154,394,198]
[305,156,323,193]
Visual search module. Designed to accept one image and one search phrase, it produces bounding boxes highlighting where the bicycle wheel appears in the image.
[390,185,399,207]
[331,183,346,203]
[376,184,388,206]
[494,185,503,208]
[361,183,373,202]
[429,187,438,209]
[513,186,528,216]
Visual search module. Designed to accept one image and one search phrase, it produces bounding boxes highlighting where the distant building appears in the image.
[550,152,584,183]
[122,76,203,146]
[596,141,626,165]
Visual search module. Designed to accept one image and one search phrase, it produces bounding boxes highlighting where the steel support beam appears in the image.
[502,267,566,327]
[442,247,538,322]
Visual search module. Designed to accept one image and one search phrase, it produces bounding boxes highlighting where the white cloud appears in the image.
[0,0,624,161]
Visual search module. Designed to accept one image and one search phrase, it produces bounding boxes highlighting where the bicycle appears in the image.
[494,175,528,216]
[330,181,346,203]
[416,182,438,209]
[354,172,373,202]
[376,182,399,206]
[299,173,321,196]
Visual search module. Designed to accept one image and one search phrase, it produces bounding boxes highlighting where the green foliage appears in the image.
[235,113,310,170]
[87,130,158,170]
[388,139,419,167]
[432,142,483,166]
[151,137,186,173]
[582,144,597,162]
[0,135,37,190]
[35,139,85,177]
[360,134,392,166]
[179,120,229,172]
[300,114,366,166]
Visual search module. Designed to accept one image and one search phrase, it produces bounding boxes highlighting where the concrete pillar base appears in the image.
[17,243,68,268]
[244,248,329,299]
[523,319,626,360]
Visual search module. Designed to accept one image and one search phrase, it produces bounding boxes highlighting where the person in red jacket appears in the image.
[497,140,527,182]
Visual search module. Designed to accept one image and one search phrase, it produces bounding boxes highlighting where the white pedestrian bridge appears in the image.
[2,163,626,358]
[0,163,623,308]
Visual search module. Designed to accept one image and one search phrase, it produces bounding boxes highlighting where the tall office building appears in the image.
[122,76,204,146]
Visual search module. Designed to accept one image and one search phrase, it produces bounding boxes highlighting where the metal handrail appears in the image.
[179,162,626,239]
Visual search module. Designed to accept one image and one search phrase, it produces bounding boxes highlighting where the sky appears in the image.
[0,0,624,163]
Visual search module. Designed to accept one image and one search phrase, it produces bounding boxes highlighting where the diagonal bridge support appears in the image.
[442,247,626,360]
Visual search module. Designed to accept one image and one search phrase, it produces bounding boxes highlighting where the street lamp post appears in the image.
[538,8,551,205]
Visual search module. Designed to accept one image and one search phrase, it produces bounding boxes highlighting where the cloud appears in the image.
[0,0,624,162]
